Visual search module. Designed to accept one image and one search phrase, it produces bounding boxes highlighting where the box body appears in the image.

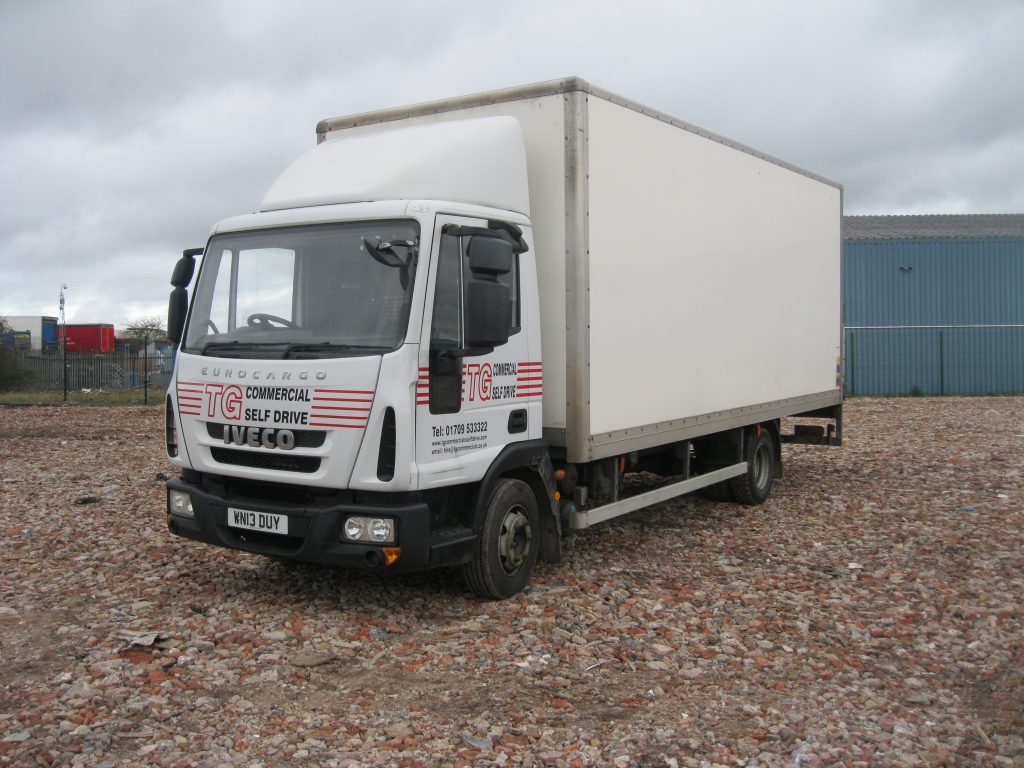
[320,79,843,461]
[60,323,116,353]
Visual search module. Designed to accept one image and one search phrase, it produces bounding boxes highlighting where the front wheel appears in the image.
[728,427,777,505]
[462,478,539,599]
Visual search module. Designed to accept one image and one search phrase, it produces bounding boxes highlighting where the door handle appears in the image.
[508,409,528,434]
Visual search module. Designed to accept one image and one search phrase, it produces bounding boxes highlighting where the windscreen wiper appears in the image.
[282,342,388,359]
[199,340,250,357]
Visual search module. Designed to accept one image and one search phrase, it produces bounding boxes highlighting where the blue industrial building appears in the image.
[842,214,1024,396]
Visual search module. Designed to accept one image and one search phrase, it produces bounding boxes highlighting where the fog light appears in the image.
[341,516,396,544]
[168,489,194,518]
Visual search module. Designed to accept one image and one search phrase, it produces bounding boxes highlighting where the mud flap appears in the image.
[536,452,562,564]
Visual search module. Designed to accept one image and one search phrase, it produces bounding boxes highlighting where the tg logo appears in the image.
[204,384,243,421]
[462,363,492,402]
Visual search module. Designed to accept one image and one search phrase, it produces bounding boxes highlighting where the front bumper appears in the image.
[166,476,476,573]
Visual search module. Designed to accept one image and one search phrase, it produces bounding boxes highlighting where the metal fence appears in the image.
[10,332,1022,398]
[12,351,174,392]
[845,325,1024,396]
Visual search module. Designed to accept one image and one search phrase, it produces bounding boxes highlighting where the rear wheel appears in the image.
[701,481,733,502]
[462,478,539,599]
[729,427,776,505]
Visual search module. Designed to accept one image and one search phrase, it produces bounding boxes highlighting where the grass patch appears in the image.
[0,389,164,406]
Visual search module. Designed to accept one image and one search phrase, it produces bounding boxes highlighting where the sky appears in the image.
[1,0,1022,326]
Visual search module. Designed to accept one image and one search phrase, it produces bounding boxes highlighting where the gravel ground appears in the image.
[1,397,1022,768]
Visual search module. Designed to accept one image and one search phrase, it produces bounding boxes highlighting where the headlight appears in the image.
[168,489,194,518]
[344,517,365,540]
[341,516,395,544]
[369,518,394,542]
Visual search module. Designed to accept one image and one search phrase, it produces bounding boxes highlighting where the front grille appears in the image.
[211,447,321,474]
[222,477,325,505]
[207,422,326,448]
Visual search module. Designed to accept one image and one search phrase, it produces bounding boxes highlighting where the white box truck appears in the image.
[164,78,843,598]
[3,315,59,352]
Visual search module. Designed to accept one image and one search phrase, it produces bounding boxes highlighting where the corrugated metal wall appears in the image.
[843,238,1024,395]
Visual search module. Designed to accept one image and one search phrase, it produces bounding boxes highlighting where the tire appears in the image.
[462,478,539,599]
[729,427,776,505]
[701,481,734,502]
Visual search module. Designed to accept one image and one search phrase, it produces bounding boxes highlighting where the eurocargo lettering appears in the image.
[164,78,844,598]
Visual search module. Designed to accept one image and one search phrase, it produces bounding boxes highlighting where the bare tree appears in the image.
[123,316,167,350]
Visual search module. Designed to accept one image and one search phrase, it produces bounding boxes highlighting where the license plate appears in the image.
[227,507,289,535]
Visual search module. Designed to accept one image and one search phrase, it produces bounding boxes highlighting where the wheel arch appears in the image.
[473,439,562,564]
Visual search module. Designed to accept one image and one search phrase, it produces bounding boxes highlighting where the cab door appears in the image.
[414,214,534,486]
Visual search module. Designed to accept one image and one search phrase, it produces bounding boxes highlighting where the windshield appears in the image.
[183,220,419,358]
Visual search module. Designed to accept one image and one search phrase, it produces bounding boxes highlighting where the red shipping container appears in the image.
[59,324,116,353]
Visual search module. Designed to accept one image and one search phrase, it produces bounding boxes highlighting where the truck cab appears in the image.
[167,118,558,598]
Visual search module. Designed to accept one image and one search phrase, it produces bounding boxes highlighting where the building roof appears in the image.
[843,214,1024,240]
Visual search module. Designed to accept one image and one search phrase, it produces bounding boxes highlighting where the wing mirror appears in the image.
[463,235,514,352]
[167,247,203,344]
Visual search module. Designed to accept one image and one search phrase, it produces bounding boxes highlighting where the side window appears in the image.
[430,235,520,338]
[428,229,520,415]
[429,234,464,415]
[430,234,463,350]
[208,250,233,333]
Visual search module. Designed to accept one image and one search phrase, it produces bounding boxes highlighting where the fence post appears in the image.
[62,334,68,402]
[848,331,855,396]
[939,330,945,396]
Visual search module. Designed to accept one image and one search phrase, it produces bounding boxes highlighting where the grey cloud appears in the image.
[2,0,1022,323]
